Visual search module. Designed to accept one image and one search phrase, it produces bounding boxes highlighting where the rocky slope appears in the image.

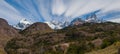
[0,18,21,54]
[5,21,120,54]
[20,22,54,36]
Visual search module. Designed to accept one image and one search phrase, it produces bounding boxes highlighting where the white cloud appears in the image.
[64,0,87,17]
[107,18,120,23]
[35,0,52,21]
[52,0,66,16]
[71,0,114,18]
[101,0,120,13]
[0,0,24,24]
[1,0,120,24]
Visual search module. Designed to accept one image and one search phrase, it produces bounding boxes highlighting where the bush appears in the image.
[66,32,85,41]
[101,37,116,49]
[67,44,86,54]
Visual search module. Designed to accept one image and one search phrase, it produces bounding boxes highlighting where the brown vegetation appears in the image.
[0,18,120,54]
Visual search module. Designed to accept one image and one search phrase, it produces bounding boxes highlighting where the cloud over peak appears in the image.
[0,0,120,25]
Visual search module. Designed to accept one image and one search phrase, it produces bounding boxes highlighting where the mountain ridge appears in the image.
[0,18,120,54]
[13,13,104,30]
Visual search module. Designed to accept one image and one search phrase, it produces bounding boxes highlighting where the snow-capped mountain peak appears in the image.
[45,22,56,29]
[45,20,70,29]
[85,14,98,23]
[19,19,31,25]
[14,18,33,30]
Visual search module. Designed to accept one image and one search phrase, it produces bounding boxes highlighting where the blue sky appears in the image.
[0,0,120,25]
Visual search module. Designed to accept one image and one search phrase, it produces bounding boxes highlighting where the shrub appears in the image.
[101,37,116,49]
[67,44,86,54]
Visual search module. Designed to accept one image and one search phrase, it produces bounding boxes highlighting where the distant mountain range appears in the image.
[14,14,104,30]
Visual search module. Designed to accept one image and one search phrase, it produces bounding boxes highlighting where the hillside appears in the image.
[5,21,120,54]
[0,18,21,54]
[20,22,54,36]
[86,42,120,54]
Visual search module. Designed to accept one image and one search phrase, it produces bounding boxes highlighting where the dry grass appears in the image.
[86,42,120,54]
[0,48,6,54]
